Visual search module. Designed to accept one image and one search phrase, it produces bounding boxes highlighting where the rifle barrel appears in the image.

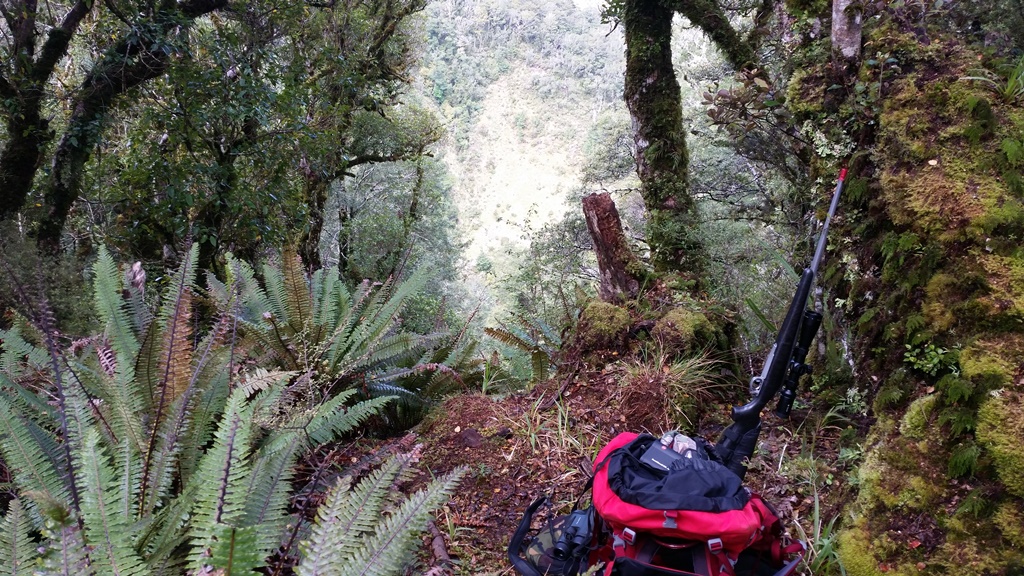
[810,169,847,275]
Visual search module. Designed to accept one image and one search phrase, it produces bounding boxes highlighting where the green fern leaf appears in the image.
[37,521,93,576]
[239,368,295,396]
[0,499,39,576]
[311,267,341,335]
[0,395,68,505]
[75,429,147,576]
[206,524,262,576]
[282,249,313,337]
[92,246,140,373]
[188,389,254,571]
[295,454,418,574]
[0,325,50,379]
[297,462,464,576]
[243,438,300,554]
[484,327,534,353]
[260,260,292,335]
[303,395,394,447]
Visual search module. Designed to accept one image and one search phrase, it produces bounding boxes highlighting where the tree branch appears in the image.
[662,0,757,69]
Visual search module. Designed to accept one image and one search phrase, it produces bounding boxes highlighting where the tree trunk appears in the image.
[663,0,756,69]
[582,193,640,303]
[622,0,704,276]
[0,0,93,221]
[831,0,862,64]
[299,177,329,271]
[33,0,229,252]
[0,109,49,220]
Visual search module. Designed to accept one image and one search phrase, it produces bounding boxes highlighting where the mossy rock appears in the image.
[994,500,1024,548]
[576,301,631,352]
[900,394,938,440]
[959,344,1014,389]
[650,307,716,356]
[977,395,1024,498]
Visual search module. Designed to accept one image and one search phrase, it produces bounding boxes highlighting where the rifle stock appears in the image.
[716,169,847,479]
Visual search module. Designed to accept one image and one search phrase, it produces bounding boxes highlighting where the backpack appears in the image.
[509,432,804,576]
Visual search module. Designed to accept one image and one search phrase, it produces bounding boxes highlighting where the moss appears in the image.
[900,394,938,440]
[577,301,631,351]
[958,345,1014,388]
[838,521,883,576]
[977,396,1024,498]
[923,273,957,332]
[650,307,715,356]
[994,500,1024,548]
[785,68,826,117]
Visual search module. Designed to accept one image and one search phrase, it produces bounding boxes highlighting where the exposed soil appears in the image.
[373,358,861,575]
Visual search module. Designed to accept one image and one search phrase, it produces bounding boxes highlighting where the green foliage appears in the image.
[948,442,982,478]
[485,315,561,384]
[903,342,957,376]
[212,250,442,399]
[0,246,460,575]
[0,499,38,576]
[960,55,1024,105]
[296,453,465,576]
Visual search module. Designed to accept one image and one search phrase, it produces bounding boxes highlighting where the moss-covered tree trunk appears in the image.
[622,0,703,276]
[621,0,757,278]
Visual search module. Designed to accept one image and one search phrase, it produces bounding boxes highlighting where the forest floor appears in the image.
[346,353,865,575]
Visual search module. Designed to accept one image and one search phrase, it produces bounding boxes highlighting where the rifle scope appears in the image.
[774,309,823,418]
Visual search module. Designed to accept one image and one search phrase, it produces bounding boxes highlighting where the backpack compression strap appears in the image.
[508,497,547,576]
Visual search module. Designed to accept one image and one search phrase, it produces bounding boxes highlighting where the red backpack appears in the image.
[509,432,804,576]
[588,432,804,576]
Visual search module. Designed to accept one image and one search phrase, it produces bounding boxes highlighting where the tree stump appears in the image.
[582,193,640,302]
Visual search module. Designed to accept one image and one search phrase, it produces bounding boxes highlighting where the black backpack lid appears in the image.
[606,435,749,513]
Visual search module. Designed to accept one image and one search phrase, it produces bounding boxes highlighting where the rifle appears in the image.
[715,169,847,479]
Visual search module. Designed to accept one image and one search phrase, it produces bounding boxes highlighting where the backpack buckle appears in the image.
[708,538,724,553]
[622,528,637,545]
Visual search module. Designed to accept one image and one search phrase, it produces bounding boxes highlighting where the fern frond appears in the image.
[296,455,409,573]
[260,259,291,335]
[172,365,231,489]
[37,521,93,576]
[155,287,194,420]
[346,466,464,575]
[206,524,262,576]
[243,437,300,554]
[0,324,50,379]
[337,333,425,376]
[0,395,68,505]
[75,429,147,576]
[297,460,464,576]
[239,368,295,396]
[303,395,394,447]
[311,267,341,335]
[484,327,534,353]
[0,499,39,576]
[347,272,427,355]
[282,248,313,337]
[188,389,254,571]
[92,246,140,372]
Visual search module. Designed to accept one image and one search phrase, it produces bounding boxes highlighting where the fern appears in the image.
[0,499,38,576]
[0,394,68,506]
[296,455,464,576]
[948,442,981,478]
[75,429,147,576]
[188,390,255,571]
[38,526,93,576]
[92,246,140,372]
